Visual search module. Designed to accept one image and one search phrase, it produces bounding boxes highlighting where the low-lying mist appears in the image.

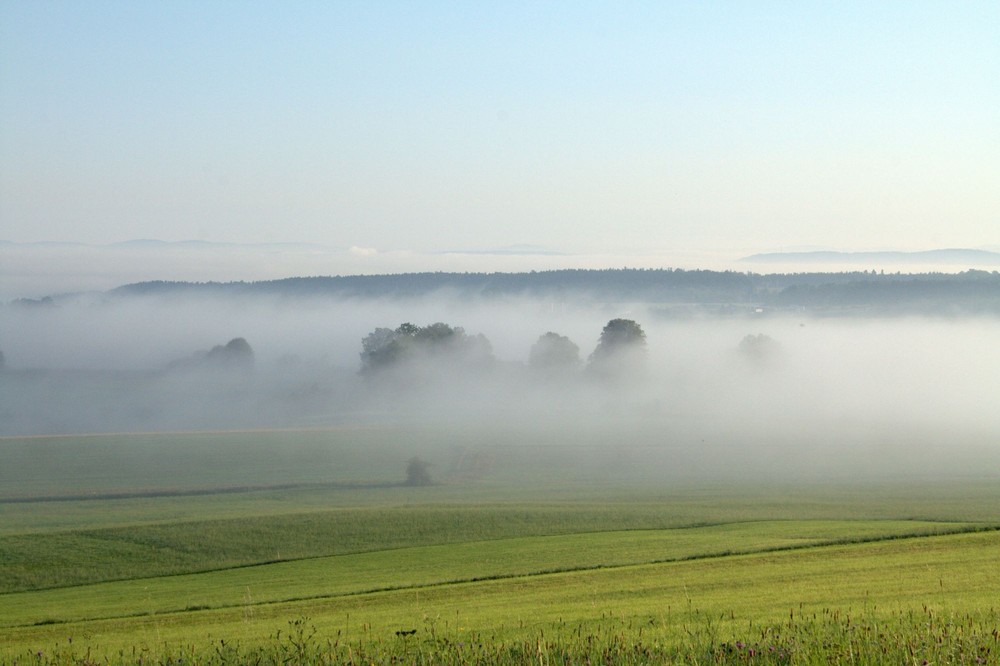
[2,291,999,483]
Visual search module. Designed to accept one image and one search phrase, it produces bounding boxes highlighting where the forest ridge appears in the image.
[98,268,1000,315]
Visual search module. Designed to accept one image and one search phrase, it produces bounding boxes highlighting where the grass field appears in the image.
[2,428,999,664]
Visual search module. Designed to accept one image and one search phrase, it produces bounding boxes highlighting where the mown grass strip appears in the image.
[0,520,982,628]
[6,485,997,595]
[2,504,703,592]
[4,529,1000,663]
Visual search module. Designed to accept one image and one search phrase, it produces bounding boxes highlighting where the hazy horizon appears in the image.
[3,239,999,301]
[2,287,999,483]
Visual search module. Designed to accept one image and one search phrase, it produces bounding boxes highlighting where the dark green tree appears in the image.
[587,319,647,379]
[589,319,645,361]
[359,322,493,374]
[360,327,408,372]
[405,457,433,486]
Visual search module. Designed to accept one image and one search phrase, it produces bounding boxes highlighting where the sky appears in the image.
[1,1,998,262]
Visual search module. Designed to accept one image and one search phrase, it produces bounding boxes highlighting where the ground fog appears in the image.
[1,293,998,483]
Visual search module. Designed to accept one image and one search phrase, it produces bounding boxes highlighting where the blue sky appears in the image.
[1,1,997,259]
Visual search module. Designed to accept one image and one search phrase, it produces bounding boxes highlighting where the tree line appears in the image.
[360,318,647,378]
[100,268,1000,315]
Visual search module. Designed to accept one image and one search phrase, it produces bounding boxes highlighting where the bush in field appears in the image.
[404,456,433,486]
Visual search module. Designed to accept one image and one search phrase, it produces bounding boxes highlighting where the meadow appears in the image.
[2,427,999,664]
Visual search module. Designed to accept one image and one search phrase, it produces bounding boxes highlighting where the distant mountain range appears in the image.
[741,249,1000,265]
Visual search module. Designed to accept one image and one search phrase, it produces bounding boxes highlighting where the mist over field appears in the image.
[2,287,999,483]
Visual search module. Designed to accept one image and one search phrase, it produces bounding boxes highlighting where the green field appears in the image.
[2,428,999,664]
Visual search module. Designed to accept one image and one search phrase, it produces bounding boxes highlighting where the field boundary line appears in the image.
[10,518,981,594]
[6,523,997,629]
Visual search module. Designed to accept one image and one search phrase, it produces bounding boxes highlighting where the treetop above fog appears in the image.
[360,319,654,380]
[588,319,646,362]
[168,337,255,373]
[360,322,494,374]
[529,332,581,371]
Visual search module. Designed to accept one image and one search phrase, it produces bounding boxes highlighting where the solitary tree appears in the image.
[405,457,433,486]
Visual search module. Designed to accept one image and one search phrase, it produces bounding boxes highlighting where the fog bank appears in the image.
[2,291,998,481]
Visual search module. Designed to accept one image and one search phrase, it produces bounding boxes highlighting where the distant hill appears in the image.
[741,249,1000,265]
[103,268,1000,316]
